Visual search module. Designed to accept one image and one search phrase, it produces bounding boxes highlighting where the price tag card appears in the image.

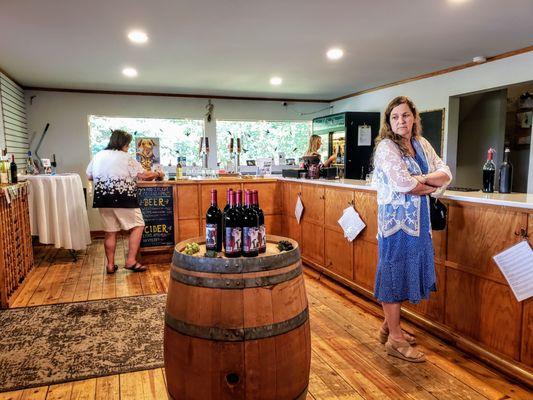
[493,241,533,302]
[295,195,304,224]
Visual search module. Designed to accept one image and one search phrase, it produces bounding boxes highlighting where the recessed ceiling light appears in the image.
[122,67,138,78]
[473,56,487,63]
[448,0,469,3]
[127,30,148,44]
[270,76,282,86]
[327,48,344,60]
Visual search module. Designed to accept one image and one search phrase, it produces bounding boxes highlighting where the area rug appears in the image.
[0,294,166,392]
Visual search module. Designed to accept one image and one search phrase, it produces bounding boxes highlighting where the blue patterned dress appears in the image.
[374,139,436,304]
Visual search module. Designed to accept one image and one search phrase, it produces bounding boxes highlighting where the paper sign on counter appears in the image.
[493,241,533,302]
[295,195,304,224]
[337,206,366,242]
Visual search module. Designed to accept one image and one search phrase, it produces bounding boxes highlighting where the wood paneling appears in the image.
[324,188,354,232]
[324,228,353,280]
[521,299,533,365]
[265,214,282,236]
[177,219,200,242]
[403,262,445,323]
[301,221,324,267]
[447,203,527,283]
[243,182,281,214]
[177,185,200,219]
[301,184,324,224]
[285,216,301,245]
[282,182,301,218]
[353,191,377,243]
[353,239,378,291]
[281,182,291,216]
[445,268,522,360]
[529,213,533,247]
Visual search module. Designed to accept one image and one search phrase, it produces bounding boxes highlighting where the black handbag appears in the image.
[429,196,447,231]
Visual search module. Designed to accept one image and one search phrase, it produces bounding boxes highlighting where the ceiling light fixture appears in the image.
[472,56,487,64]
[270,76,282,86]
[327,48,344,60]
[122,67,138,78]
[127,30,148,44]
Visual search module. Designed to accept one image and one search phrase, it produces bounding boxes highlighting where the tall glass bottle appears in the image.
[482,148,496,193]
[205,189,222,252]
[0,150,8,184]
[498,148,513,194]
[242,191,259,257]
[26,151,34,175]
[252,190,266,253]
[10,154,18,184]
[224,191,242,257]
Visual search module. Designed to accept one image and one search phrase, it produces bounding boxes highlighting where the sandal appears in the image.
[378,326,416,345]
[124,262,147,272]
[385,337,426,363]
[106,265,118,275]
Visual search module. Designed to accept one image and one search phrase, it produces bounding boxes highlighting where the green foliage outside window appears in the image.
[216,120,311,166]
[88,116,204,165]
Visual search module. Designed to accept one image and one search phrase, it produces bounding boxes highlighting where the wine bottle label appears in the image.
[243,227,259,252]
[259,225,266,249]
[225,227,242,254]
[206,223,218,249]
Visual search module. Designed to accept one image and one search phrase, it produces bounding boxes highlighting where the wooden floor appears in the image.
[1,239,531,400]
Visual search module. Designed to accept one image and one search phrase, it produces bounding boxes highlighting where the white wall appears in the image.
[332,51,533,189]
[24,90,327,230]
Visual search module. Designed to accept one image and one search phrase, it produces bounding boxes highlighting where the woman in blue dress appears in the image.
[372,96,452,362]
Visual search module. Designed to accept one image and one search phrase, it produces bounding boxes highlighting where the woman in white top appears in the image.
[86,130,164,274]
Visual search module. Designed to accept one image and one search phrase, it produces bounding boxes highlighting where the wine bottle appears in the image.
[482,148,496,193]
[222,188,233,249]
[223,188,233,213]
[252,190,266,253]
[224,191,242,257]
[498,148,513,194]
[235,189,244,216]
[0,150,8,184]
[26,151,34,175]
[176,159,183,180]
[10,154,17,184]
[205,189,222,252]
[242,191,259,257]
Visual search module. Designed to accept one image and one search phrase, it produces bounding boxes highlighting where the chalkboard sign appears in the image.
[138,186,174,247]
[420,109,445,157]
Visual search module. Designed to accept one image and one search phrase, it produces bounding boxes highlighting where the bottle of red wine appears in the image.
[205,189,222,252]
[242,191,259,257]
[224,188,233,213]
[224,191,242,257]
[482,148,496,193]
[235,189,244,215]
[222,188,233,248]
[252,190,266,253]
[498,148,513,194]
[10,154,18,184]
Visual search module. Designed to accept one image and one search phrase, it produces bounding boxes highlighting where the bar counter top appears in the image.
[138,176,533,210]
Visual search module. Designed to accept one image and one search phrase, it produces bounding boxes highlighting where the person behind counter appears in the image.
[304,134,337,167]
[372,96,452,363]
[86,129,164,274]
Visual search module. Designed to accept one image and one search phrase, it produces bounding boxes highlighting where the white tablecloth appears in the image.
[25,174,91,250]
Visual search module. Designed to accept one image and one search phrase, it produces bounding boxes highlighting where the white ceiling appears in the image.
[1,0,532,100]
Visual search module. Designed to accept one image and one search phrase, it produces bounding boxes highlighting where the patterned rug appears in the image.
[0,294,166,392]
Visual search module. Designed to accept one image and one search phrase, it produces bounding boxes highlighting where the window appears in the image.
[88,116,205,165]
[216,120,311,166]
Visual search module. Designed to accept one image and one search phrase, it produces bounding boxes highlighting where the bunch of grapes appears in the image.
[182,242,200,255]
[277,240,294,252]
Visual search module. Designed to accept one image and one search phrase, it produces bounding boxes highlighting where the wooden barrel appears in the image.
[164,235,310,400]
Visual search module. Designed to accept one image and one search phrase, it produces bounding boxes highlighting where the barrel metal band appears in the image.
[172,247,301,274]
[165,307,309,342]
[170,263,302,289]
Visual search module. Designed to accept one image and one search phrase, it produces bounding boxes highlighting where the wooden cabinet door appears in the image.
[324,188,354,232]
[282,182,291,216]
[324,228,353,280]
[353,191,377,244]
[177,219,201,242]
[282,181,301,217]
[243,182,281,215]
[301,184,324,225]
[265,215,282,237]
[285,216,301,244]
[404,263,445,323]
[301,221,324,267]
[353,239,378,291]
[177,184,200,219]
[447,203,527,283]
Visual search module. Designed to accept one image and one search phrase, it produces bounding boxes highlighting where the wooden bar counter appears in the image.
[137,176,533,386]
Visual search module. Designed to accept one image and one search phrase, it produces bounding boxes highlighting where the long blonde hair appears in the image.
[306,134,321,155]
[375,96,422,156]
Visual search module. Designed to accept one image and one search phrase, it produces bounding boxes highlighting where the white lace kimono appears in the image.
[372,137,452,238]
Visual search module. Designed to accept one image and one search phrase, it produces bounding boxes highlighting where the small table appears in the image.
[25,174,91,252]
